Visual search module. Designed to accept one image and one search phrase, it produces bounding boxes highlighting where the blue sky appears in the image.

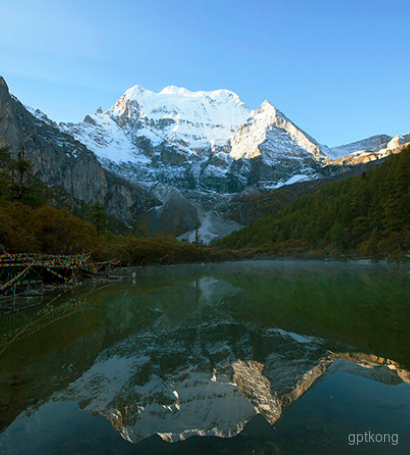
[0,0,409,146]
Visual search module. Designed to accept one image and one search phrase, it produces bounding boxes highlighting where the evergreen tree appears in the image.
[88,202,108,235]
[0,145,11,197]
[0,146,33,202]
[9,147,32,201]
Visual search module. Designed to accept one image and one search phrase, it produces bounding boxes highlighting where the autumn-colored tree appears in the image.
[0,201,40,252]
[30,206,98,254]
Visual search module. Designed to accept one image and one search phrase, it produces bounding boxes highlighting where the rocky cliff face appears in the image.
[139,189,200,236]
[0,77,158,222]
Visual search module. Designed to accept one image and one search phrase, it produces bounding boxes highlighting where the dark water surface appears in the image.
[1,260,410,454]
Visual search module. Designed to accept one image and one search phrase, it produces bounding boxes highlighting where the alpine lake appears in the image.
[1,260,410,455]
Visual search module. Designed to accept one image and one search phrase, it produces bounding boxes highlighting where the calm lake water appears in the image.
[0,260,410,454]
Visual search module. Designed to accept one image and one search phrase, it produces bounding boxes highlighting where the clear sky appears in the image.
[0,0,409,146]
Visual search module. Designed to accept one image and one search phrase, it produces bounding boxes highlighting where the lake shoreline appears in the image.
[115,247,410,268]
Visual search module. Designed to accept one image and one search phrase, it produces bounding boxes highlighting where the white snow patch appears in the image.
[268,328,318,344]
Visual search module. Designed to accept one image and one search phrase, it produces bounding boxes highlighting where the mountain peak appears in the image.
[123,84,155,101]
[159,85,191,96]
[255,100,285,120]
[158,86,245,104]
[103,83,252,148]
[0,76,10,100]
[229,98,326,164]
[260,99,274,108]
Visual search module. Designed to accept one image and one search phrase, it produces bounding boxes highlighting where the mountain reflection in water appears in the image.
[0,261,410,454]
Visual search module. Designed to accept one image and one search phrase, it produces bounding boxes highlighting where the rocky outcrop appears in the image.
[386,132,410,150]
[138,190,200,236]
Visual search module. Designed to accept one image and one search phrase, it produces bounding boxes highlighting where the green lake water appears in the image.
[0,260,410,454]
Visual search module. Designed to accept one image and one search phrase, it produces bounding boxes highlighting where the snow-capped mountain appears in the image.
[385,132,410,150]
[56,82,410,241]
[227,100,329,189]
[61,84,331,194]
[61,82,410,203]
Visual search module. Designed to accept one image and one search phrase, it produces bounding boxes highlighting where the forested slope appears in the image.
[220,146,410,259]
